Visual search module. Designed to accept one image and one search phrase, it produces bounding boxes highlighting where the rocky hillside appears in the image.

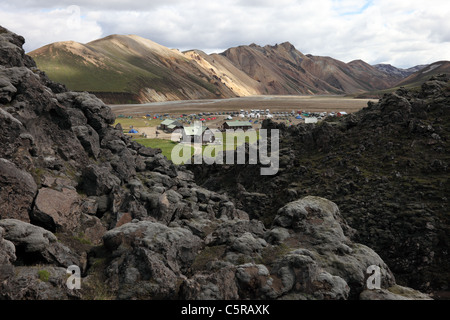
[29,35,411,104]
[190,74,450,297]
[0,26,433,300]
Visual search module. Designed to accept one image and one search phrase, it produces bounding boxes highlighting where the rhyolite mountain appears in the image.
[29,34,429,104]
[0,26,434,300]
[28,34,238,104]
[221,43,399,95]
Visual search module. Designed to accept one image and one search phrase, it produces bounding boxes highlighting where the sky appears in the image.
[1,0,449,68]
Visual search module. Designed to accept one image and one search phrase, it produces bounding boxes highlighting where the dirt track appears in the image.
[109,95,377,116]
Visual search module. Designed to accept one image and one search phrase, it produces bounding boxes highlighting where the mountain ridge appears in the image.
[373,63,429,79]
[396,61,450,88]
[29,34,445,104]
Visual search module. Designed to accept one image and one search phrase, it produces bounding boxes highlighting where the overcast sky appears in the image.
[1,0,449,68]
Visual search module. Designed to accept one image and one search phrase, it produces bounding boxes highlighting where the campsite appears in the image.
[112,95,374,160]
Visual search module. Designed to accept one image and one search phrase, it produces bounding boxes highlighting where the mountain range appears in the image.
[29,34,450,104]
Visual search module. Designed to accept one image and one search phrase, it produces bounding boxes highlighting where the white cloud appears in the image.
[1,0,449,68]
[0,6,102,52]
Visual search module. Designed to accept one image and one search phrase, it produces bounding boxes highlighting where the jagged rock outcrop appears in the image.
[0,26,432,300]
[190,74,450,297]
[101,196,399,300]
[0,26,36,69]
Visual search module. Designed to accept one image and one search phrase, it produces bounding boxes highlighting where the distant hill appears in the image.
[29,35,440,104]
[373,64,428,79]
[396,61,450,88]
[353,61,450,98]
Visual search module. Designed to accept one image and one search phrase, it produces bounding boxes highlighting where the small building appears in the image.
[160,119,174,130]
[166,121,183,132]
[160,119,183,132]
[305,117,318,124]
[221,121,253,131]
[182,126,216,144]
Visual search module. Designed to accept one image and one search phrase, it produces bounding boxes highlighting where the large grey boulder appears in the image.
[31,187,83,232]
[81,164,121,196]
[102,220,203,299]
[29,187,107,244]
[72,125,100,159]
[271,196,396,298]
[268,252,350,300]
[0,226,16,265]
[273,196,349,247]
[153,189,186,224]
[0,158,37,222]
[0,226,16,285]
[0,219,80,267]
[180,266,239,300]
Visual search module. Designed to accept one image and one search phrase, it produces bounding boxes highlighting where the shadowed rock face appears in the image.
[0,158,37,221]
[0,26,432,300]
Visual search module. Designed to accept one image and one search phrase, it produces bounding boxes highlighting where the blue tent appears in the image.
[128,129,138,133]
[296,115,303,119]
